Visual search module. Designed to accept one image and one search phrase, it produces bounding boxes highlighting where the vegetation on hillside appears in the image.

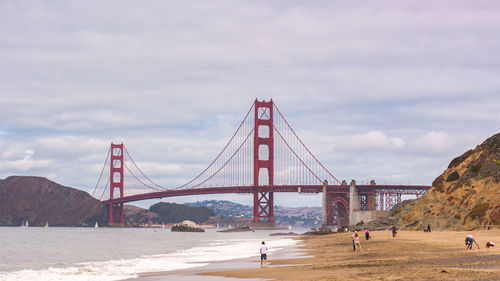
[149,202,215,224]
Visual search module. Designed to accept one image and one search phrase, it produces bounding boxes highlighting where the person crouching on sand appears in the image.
[486,241,495,248]
[260,241,268,267]
[352,231,362,252]
[465,234,480,250]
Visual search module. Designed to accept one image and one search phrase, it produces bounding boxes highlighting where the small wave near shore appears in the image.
[0,228,298,281]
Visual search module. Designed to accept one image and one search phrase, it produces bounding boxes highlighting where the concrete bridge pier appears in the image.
[348,180,389,226]
[320,179,392,229]
[348,180,360,225]
[321,180,328,230]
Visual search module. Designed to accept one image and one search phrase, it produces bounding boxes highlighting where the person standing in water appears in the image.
[260,241,268,267]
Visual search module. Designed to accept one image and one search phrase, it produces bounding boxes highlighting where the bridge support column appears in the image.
[109,143,124,226]
[349,180,359,225]
[252,99,275,227]
[321,180,328,230]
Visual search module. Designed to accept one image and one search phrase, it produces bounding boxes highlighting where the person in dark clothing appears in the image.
[351,232,356,251]
[365,228,370,240]
[391,225,397,238]
[427,224,431,232]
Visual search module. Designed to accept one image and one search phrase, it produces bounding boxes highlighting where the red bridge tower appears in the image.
[109,143,124,226]
[253,99,275,226]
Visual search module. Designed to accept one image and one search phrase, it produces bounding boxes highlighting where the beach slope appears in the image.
[204,230,500,280]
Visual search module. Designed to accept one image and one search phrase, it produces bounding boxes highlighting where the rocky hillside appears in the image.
[0,176,107,226]
[396,133,500,230]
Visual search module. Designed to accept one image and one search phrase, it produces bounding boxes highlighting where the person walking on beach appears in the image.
[390,225,397,238]
[426,224,431,232]
[351,232,356,251]
[465,234,480,250]
[352,231,362,252]
[260,241,268,267]
[364,228,370,240]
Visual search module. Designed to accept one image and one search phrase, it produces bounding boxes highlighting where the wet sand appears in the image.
[130,238,309,281]
[203,229,500,280]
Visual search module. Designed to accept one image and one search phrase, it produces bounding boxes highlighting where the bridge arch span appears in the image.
[327,194,349,227]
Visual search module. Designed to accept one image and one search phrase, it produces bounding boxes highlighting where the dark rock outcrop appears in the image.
[171,220,205,232]
[0,176,107,226]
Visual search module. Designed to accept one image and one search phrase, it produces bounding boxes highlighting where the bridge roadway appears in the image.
[103,184,431,205]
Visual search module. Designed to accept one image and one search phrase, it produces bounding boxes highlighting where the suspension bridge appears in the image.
[93,99,431,227]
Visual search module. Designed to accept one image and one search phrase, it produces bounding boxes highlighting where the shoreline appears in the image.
[129,236,309,281]
[201,229,500,281]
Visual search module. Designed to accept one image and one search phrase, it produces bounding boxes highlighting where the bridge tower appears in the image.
[109,143,124,226]
[253,99,275,226]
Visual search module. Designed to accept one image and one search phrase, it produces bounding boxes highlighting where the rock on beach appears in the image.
[171,220,205,232]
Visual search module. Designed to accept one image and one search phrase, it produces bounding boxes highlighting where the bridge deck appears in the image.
[103,185,431,204]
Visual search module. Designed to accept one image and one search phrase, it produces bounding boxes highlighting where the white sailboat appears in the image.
[26,220,29,227]
[162,222,165,229]
[94,222,99,228]
[45,222,49,228]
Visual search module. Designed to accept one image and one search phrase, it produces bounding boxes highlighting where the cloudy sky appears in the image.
[1,1,499,208]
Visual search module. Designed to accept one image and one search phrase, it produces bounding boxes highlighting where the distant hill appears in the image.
[123,204,160,226]
[0,175,321,227]
[0,176,107,226]
[0,176,218,227]
[394,133,500,230]
[149,202,215,224]
[186,200,252,217]
[186,200,322,227]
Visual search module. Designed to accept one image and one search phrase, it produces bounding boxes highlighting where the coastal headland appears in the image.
[201,229,500,280]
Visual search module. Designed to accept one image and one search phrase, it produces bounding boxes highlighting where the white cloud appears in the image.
[0,148,52,172]
[410,131,455,154]
[337,131,405,151]
[0,1,499,207]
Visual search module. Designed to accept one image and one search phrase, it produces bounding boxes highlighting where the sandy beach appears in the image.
[200,229,500,280]
[130,237,308,281]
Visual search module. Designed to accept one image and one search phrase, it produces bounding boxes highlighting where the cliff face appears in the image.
[397,133,500,230]
[0,176,107,226]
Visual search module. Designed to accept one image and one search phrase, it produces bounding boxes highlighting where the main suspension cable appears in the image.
[92,146,111,197]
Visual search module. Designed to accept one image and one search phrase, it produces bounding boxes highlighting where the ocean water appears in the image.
[0,227,298,281]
